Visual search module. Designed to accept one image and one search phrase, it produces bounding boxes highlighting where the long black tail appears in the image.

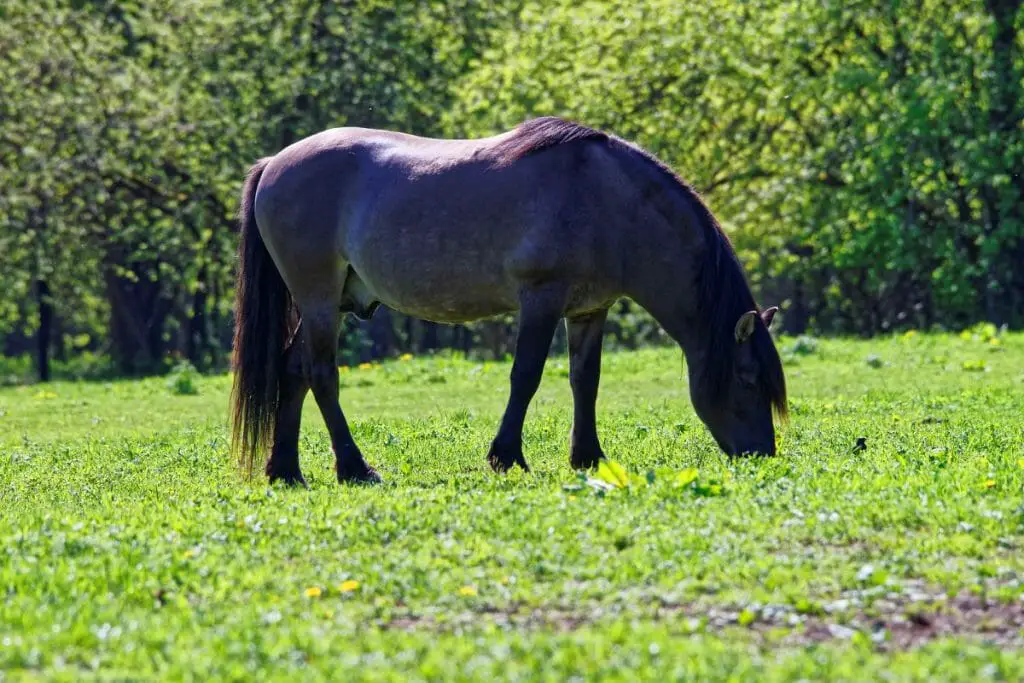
[230,157,291,476]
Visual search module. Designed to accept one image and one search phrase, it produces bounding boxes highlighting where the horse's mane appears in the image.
[492,116,608,164]
[498,116,787,420]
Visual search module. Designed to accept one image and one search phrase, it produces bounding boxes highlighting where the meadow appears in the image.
[1,329,1022,681]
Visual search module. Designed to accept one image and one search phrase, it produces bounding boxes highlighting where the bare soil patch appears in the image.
[382,580,1024,650]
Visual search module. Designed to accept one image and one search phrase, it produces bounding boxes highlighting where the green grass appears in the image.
[2,330,1023,681]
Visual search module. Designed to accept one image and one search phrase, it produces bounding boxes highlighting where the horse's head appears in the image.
[690,306,787,456]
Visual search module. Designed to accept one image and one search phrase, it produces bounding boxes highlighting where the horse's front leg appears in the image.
[487,284,566,473]
[566,309,608,470]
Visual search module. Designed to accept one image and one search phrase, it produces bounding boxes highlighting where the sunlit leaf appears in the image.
[674,468,699,488]
[596,459,631,489]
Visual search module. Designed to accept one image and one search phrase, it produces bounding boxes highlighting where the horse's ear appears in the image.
[760,306,779,330]
[734,311,758,343]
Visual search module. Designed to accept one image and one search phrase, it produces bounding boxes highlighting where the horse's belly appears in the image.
[396,297,517,324]
[351,259,518,324]
[378,285,518,324]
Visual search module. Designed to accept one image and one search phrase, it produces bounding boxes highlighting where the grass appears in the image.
[1,329,1023,681]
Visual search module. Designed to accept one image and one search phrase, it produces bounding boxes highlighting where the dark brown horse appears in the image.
[231,117,786,486]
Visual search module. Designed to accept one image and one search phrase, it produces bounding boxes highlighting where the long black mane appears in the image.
[500,116,787,419]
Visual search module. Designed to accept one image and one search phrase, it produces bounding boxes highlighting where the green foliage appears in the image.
[0,352,114,386]
[1,334,1023,678]
[166,359,200,395]
[785,336,820,357]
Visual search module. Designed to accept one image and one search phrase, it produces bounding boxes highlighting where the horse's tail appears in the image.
[230,157,290,477]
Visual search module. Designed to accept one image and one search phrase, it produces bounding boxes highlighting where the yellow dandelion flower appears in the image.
[182,549,196,560]
[458,585,477,596]
[340,365,351,373]
[304,586,322,598]
[338,580,360,593]
[358,362,372,370]
[983,479,996,489]
[399,353,413,361]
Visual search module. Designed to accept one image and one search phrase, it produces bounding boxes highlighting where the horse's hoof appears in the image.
[487,451,512,473]
[487,445,530,474]
[338,465,382,485]
[570,447,604,471]
[267,469,309,488]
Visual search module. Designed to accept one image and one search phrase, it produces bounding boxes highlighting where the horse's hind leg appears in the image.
[301,304,381,484]
[487,284,566,473]
[266,331,309,487]
[566,309,608,470]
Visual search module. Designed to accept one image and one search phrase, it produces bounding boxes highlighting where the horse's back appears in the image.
[254,127,518,243]
[253,125,629,322]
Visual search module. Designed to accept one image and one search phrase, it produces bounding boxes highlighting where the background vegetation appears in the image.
[1,0,1021,381]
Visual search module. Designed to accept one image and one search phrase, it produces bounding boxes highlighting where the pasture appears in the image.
[1,330,1023,681]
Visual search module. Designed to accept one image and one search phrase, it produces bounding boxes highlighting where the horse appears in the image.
[230,116,787,487]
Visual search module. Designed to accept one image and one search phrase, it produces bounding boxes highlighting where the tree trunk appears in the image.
[187,272,208,368]
[105,258,171,375]
[36,279,51,382]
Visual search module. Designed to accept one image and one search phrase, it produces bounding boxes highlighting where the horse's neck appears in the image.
[622,233,708,363]
[619,205,727,367]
